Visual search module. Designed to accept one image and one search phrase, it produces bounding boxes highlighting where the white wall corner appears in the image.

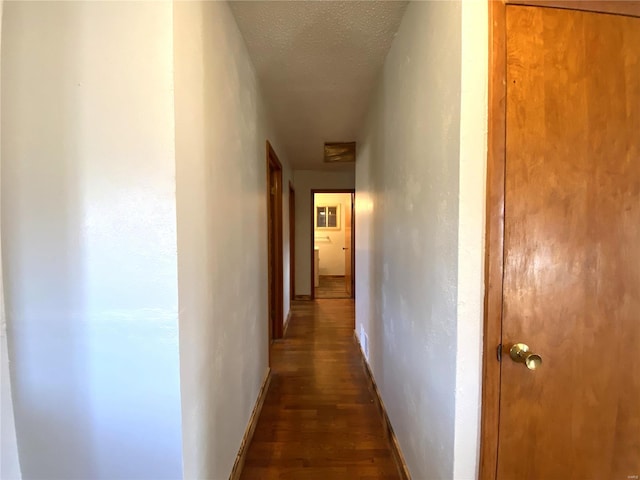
[454,0,489,479]
[1,305,22,480]
[0,0,23,476]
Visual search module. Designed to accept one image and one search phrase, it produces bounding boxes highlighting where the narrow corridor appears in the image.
[315,276,350,299]
[240,300,401,479]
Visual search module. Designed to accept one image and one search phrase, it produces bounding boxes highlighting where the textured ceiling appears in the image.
[229,1,409,170]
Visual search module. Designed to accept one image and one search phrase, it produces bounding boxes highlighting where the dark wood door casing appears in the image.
[289,182,295,302]
[309,189,355,300]
[267,141,284,344]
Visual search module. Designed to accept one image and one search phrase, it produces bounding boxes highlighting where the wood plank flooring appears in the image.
[240,300,401,479]
[315,275,350,299]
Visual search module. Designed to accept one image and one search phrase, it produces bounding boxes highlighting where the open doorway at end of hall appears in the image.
[311,190,355,299]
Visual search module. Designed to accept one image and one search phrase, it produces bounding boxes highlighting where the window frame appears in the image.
[315,204,340,230]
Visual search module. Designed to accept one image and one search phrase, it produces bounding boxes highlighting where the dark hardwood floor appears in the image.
[315,275,350,299]
[240,299,401,479]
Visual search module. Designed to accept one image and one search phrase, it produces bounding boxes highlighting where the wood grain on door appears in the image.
[497,5,640,479]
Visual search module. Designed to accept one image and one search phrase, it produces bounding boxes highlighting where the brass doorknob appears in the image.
[509,343,542,370]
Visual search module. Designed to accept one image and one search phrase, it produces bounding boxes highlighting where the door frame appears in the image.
[479,2,640,479]
[266,141,284,345]
[289,181,296,301]
[309,189,355,300]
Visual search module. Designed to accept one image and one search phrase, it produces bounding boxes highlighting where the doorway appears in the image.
[266,141,283,358]
[480,3,640,479]
[310,190,355,300]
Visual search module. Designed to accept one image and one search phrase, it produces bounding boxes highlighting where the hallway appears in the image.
[315,276,350,299]
[240,300,401,479]
[0,2,489,478]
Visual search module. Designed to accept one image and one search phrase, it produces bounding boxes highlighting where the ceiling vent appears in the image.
[324,142,356,163]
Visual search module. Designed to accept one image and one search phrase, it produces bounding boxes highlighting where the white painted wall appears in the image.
[283,172,293,321]
[173,2,292,478]
[293,170,355,296]
[454,1,488,477]
[1,2,183,478]
[355,1,487,478]
[0,286,21,480]
[0,1,22,477]
[1,278,21,480]
[314,193,352,276]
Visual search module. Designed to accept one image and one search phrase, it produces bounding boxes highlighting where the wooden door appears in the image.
[496,5,640,479]
[344,195,353,297]
[266,142,283,351]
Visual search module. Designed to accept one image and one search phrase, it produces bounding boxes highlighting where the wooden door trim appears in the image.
[479,2,640,480]
[289,181,295,302]
[267,141,284,341]
[505,0,640,17]
[350,192,355,300]
[479,3,507,479]
[309,189,356,300]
